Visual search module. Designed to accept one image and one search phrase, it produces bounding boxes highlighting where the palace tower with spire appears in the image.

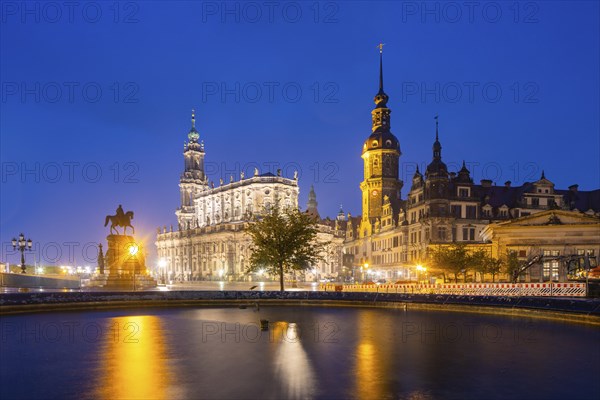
[359,45,403,236]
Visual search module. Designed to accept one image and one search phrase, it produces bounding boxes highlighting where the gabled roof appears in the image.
[487,209,599,228]
[557,188,600,213]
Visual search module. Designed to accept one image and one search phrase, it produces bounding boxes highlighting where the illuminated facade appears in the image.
[341,50,600,282]
[155,112,343,282]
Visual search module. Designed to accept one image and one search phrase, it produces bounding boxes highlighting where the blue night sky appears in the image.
[1,1,599,266]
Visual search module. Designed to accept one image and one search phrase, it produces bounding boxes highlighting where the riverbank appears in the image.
[2,291,600,324]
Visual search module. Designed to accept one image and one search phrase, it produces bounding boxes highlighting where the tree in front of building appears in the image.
[246,206,326,292]
[470,250,503,282]
[429,244,470,283]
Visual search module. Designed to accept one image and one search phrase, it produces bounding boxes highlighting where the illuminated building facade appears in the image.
[155,112,343,282]
[341,50,600,282]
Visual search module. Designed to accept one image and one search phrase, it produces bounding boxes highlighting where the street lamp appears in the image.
[12,234,32,274]
[158,258,167,284]
[416,264,427,283]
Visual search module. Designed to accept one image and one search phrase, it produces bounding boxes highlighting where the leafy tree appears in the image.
[469,249,489,282]
[469,250,503,282]
[429,244,470,283]
[486,257,503,282]
[246,206,326,291]
[505,251,523,282]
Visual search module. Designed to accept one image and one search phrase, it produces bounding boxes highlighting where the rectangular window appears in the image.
[438,227,447,241]
[543,260,559,281]
[458,188,469,197]
[451,205,462,218]
[531,198,540,206]
[542,250,560,281]
[459,227,476,241]
[466,206,477,219]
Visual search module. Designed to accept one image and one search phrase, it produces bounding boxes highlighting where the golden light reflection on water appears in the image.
[94,315,172,400]
[354,311,393,400]
[271,321,316,399]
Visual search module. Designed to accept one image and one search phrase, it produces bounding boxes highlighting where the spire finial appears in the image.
[541,170,546,179]
[187,109,200,143]
[378,43,385,92]
[435,114,439,141]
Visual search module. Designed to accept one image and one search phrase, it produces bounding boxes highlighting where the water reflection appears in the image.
[93,315,174,399]
[353,310,394,400]
[272,322,316,399]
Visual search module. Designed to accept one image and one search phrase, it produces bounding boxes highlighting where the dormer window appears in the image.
[372,140,378,147]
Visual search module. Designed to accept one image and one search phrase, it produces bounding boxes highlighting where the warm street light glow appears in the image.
[158,258,167,268]
[128,244,139,256]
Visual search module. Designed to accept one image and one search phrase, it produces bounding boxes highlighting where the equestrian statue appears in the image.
[104,204,135,235]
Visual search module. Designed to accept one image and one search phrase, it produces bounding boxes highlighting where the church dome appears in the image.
[362,130,400,154]
[425,117,448,177]
[426,158,448,177]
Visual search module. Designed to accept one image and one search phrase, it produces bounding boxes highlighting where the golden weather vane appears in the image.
[377,43,385,53]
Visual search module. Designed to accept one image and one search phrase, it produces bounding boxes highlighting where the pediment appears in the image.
[498,210,599,227]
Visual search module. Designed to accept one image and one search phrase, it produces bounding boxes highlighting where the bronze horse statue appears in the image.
[104,211,135,235]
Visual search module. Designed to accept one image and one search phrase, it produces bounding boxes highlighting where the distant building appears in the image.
[156,54,600,284]
[155,111,343,282]
[341,50,600,282]
[481,210,599,282]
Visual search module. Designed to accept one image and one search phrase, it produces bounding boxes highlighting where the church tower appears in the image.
[424,116,450,222]
[359,45,403,234]
[306,185,320,219]
[177,110,208,229]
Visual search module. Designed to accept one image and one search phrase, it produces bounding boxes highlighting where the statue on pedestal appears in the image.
[104,204,135,235]
[96,205,156,289]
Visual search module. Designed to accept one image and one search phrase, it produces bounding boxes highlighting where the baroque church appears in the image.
[155,112,344,282]
[339,49,600,283]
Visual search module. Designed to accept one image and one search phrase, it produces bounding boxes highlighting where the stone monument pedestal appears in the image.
[100,235,156,290]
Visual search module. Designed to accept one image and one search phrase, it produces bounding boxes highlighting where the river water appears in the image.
[0,306,598,399]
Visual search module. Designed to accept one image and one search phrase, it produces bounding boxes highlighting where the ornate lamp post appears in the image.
[12,234,32,274]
